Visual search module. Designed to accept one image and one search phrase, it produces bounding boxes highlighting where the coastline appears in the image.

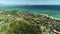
[33,12,60,20]
[40,14,60,20]
[0,10,60,20]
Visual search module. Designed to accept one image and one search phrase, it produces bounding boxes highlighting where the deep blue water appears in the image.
[0,5,60,19]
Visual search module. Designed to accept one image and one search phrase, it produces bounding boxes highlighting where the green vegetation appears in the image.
[0,10,60,34]
[0,10,42,34]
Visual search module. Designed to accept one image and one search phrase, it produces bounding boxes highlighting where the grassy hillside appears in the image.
[0,10,60,34]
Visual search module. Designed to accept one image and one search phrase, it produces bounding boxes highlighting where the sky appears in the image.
[0,0,60,5]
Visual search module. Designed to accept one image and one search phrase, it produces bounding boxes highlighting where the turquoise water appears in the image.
[0,5,60,19]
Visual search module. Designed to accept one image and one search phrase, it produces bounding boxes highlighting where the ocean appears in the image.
[0,5,60,19]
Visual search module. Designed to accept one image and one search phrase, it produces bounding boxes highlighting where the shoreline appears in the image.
[0,10,60,20]
[40,14,60,20]
[33,12,60,20]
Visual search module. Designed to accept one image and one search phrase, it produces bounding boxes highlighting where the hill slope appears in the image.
[0,10,60,34]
